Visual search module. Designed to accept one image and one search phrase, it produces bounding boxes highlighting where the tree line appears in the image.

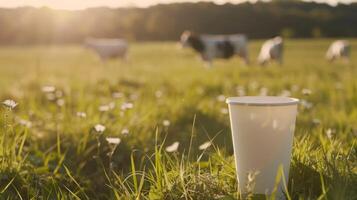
[0,1,356,44]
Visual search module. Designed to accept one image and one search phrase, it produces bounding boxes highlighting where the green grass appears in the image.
[0,39,356,199]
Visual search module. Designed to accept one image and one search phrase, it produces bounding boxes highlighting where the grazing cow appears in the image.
[326,40,350,62]
[180,31,249,66]
[258,36,284,66]
[85,38,128,61]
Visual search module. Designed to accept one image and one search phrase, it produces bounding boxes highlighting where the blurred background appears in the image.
[0,0,356,44]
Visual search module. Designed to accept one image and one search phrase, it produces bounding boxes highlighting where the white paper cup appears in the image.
[226,96,299,198]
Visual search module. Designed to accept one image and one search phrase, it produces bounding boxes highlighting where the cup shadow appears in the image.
[288,162,326,199]
[165,107,232,154]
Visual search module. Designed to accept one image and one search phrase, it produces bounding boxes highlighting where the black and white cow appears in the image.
[326,40,350,62]
[180,31,249,66]
[85,38,128,61]
[258,36,284,66]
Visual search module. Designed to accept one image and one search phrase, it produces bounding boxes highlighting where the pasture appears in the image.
[0,39,356,199]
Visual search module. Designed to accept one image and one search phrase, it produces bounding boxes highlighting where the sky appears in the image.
[0,0,355,10]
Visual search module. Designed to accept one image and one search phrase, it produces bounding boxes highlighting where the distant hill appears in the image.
[0,1,356,44]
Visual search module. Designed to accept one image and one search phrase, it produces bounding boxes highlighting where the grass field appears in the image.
[0,39,356,199]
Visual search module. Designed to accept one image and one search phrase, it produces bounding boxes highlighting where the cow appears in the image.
[84,38,128,61]
[258,36,284,66]
[326,40,350,63]
[180,31,249,66]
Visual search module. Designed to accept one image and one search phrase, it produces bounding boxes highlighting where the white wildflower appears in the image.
[247,171,260,182]
[126,103,134,109]
[291,84,299,92]
[199,141,212,150]
[121,128,129,136]
[99,102,115,112]
[301,100,313,110]
[56,99,65,107]
[279,89,291,97]
[41,85,56,93]
[236,86,245,96]
[166,141,179,153]
[19,119,32,128]
[245,170,260,194]
[106,137,121,145]
[312,118,321,125]
[259,87,268,96]
[326,128,334,139]
[121,102,134,111]
[163,120,171,127]
[94,124,106,133]
[302,88,312,96]
[76,112,87,118]
[112,92,124,99]
[34,131,45,139]
[216,95,225,102]
[3,99,18,109]
[108,102,116,109]
[99,105,110,112]
[130,93,139,101]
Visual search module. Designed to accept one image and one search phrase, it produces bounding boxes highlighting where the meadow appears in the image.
[0,39,356,199]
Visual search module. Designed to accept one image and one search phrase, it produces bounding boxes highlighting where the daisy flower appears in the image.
[3,99,18,109]
[94,124,106,133]
[106,137,121,145]
[199,141,212,150]
[166,141,179,153]
[41,85,56,93]
[163,120,171,127]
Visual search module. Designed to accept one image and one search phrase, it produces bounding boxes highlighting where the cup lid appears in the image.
[226,96,299,106]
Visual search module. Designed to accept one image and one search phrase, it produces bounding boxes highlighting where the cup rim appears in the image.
[226,96,299,106]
